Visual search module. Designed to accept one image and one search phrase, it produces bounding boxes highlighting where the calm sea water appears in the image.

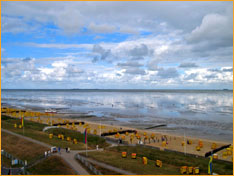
[1,89,233,142]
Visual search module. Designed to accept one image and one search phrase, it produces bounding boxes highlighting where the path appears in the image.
[42,126,60,132]
[2,129,51,148]
[2,129,136,175]
[2,129,89,175]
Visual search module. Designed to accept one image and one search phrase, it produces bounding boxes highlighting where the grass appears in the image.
[80,150,179,175]
[76,158,122,175]
[93,164,122,175]
[1,131,49,163]
[27,156,76,175]
[80,146,233,175]
[47,128,109,148]
[1,155,23,168]
[1,117,76,174]
[1,115,108,150]
[1,114,47,131]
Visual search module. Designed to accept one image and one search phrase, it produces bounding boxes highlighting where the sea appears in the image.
[1,89,233,142]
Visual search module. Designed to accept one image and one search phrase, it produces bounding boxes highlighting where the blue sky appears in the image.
[2,1,233,89]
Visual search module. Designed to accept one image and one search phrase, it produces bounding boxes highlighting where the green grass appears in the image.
[27,156,76,175]
[47,128,109,148]
[80,146,233,175]
[1,115,47,130]
[109,146,232,174]
[1,115,109,150]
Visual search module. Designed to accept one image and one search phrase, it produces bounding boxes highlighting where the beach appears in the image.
[2,89,233,162]
[8,111,231,162]
[2,89,233,143]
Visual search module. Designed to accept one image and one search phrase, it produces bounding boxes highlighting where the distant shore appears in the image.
[2,88,233,92]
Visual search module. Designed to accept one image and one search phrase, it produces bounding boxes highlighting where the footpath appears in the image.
[1,129,89,175]
[2,129,136,175]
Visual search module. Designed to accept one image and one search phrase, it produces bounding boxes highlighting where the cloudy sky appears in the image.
[2,1,233,89]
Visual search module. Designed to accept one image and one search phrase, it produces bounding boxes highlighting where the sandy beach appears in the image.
[17,111,232,162]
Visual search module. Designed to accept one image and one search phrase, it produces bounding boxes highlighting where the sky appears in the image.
[1,1,233,89]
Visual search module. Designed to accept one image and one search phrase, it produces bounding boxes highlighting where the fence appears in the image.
[104,136,129,145]
[28,155,49,169]
[1,149,52,175]
[75,154,102,175]
[1,150,25,166]
[1,166,25,175]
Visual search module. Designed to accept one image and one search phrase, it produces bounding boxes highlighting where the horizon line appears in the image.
[1,88,232,91]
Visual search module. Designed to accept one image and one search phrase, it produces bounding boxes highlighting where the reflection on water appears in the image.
[2,89,233,142]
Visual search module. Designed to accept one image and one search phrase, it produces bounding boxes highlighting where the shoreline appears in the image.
[60,113,233,145]
[2,106,233,162]
[2,104,232,144]
[28,113,233,161]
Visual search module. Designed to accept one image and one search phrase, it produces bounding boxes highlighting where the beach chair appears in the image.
[122,152,127,158]
[131,153,137,159]
[156,160,162,167]
[142,157,147,165]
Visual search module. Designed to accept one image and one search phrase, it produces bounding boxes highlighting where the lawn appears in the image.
[1,131,49,163]
[1,115,108,150]
[27,156,76,175]
[80,146,233,175]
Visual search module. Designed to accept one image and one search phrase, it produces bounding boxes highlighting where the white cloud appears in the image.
[2,1,232,34]
[187,13,232,46]
[2,1,233,89]
[54,9,84,34]
[183,67,233,84]
[124,67,146,75]
[26,43,93,50]
[157,67,179,79]
[89,23,116,33]
[2,16,29,33]
[117,61,143,68]
[119,26,139,34]
[179,63,199,68]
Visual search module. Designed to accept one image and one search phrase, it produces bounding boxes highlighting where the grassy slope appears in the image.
[1,131,49,164]
[27,156,76,175]
[81,146,233,175]
[1,115,108,150]
[1,156,23,168]
[93,164,122,175]
[76,158,122,175]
